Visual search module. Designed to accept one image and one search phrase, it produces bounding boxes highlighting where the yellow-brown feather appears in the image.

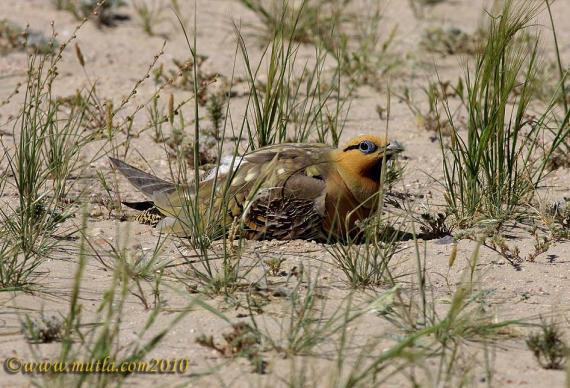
[112,134,398,241]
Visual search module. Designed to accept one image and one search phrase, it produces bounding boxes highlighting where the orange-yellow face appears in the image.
[335,135,401,181]
[330,135,403,204]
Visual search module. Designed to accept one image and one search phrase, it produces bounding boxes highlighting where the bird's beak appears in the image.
[384,141,404,157]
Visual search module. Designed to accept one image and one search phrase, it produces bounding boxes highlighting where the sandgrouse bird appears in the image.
[110,135,403,242]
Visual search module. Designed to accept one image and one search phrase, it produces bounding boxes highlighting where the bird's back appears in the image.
[111,143,336,240]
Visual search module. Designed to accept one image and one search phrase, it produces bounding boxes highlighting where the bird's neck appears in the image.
[323,167,379,240]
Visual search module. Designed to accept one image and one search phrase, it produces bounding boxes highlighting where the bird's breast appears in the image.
[322,172,376,239]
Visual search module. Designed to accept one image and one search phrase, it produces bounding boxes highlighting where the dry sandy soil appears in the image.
[1,0,570,386]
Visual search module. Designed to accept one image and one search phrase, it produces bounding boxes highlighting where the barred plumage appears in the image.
[110,135,403,241]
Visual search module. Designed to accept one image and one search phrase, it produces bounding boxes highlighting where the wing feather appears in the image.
[110,143,335,240]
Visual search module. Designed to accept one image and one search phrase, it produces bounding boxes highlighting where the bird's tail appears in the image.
[109,157,176,199]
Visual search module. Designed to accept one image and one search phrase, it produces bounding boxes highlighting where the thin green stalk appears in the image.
[545,0,568,115]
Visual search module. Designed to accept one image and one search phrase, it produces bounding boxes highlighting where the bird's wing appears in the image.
[110,143,334,239]
[234,143,331,193]
[217,144,333,240]
[209,144,330,209]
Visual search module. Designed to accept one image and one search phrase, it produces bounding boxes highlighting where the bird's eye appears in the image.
[358,140,377,154]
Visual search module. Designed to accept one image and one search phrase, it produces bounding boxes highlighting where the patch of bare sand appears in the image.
[1,0,569,386]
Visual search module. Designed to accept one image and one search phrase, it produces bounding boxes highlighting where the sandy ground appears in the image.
[1,0,570,386]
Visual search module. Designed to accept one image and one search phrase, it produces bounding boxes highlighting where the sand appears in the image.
[1,0,570,386]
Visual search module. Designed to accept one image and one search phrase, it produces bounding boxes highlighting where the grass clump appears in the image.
[238,22,345,148]
[1,56,75,289]
[420,27,483,56]
[241,0,399,90]
[543,198,570,239]
[22,312,65,344]
[0,22,112,290]
[196,322,267,374]
[248,272,361,357]
[153,55,223,104]
[543,0,570,169]
[323,1,399,88]
[53,0,127,26]
[418,211,453,239]
[439,0,570,227]
[0,242,39,291]
[409,0,448,19]
[0,20,58,55]
[328,216,400,288]
[31,213,195,387]
[238,0,348,45]
[132,0,167,37]
[401,79,461,138]
[526,318,568,370]
[328,240,520,386]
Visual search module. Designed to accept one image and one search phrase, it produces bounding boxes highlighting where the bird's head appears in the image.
[336,135,403,182]
[332,135,403,202]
